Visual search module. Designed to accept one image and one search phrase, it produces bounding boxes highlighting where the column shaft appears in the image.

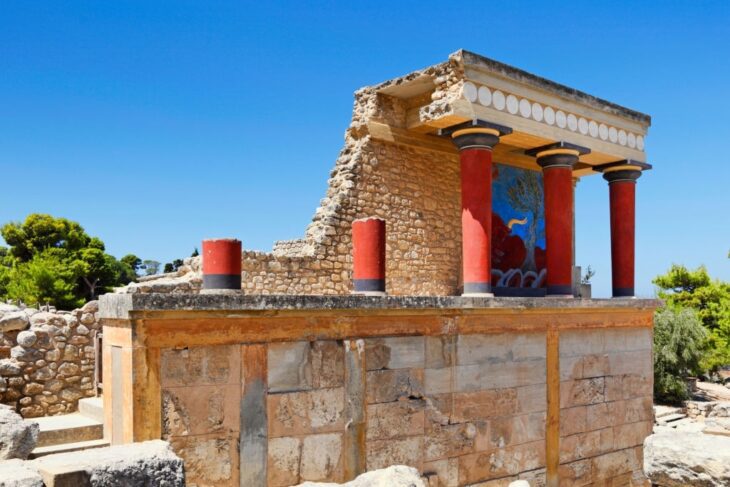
[543,166,575,295]
[460,147,494,295]
[609,178,637,297]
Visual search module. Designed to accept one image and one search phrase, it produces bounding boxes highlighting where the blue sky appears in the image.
[1,1,728,298]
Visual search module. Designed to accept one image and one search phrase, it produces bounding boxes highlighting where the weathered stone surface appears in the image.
[160,344,240,387]
[296,465,425,487]
[268,387,345,437]
[300,433,344,482]
[367,401,424,440]
[268,341,313,393]
[366,368,424,404]
[0,312,30,333]
[366,437,423,472]
[644,431,730,486]
[0,459,44,487]
[29,439,184,486]
[161,384,239,437]
[16,332,37,348]
[366,337,424,371]
[268,436,302,487]
[168,435,234,485]
[0,406,39,460]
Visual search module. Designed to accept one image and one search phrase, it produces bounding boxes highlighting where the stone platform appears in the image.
[99,294,657,486]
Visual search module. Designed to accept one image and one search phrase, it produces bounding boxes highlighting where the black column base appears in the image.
[546,284,573,296]
[612,287,635,298]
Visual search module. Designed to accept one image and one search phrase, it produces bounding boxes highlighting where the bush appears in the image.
[653,307,708,404]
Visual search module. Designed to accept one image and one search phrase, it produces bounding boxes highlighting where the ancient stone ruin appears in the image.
[3,49,659,486]
[97,49,657,487]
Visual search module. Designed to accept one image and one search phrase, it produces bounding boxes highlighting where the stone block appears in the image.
[590,447,640,481]
[160,344,240,387]
[169,434,237,486]
[603,328,652,353]
[624,396,653,423]
[268,436,301,487]
[607,351,651,378]
[424,367,452,395]
[488,412,546,449]
[612,421,652,450]
[560,330,604,357]
[423,422,478,462]
[268,341,313,393]
[161,384,240,437]
[366,436,423,472]
[366,368,423,404]
[581,354,610,378]
[366,400,424,441]
[301,433,344,482]
[425,335,455,369]
[559,428,613,464]
[560,378,605,408]
[311,340,345,389]
[558,458,592,486]
[516,384,547,414]
[454,359,545,392]
[452,389,518,422]
[268,387,344,437]
[456,333,545,366]
[620,374,652,399]
[560,406,588,436]
[458,440,545,484]
[365,336,424,370]
[586,403,612,431]
[423,458,458,487]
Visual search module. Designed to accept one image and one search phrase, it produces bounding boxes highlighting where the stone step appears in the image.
[654,405,684,419]
[657,413,687,425]
[78,397,104,423]
[29,412,104,447]
[29,438,110,459]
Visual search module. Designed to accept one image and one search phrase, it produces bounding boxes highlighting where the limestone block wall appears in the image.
[100,295,657,487]
[0,301,101,417]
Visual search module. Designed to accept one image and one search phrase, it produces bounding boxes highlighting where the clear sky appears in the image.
[1,1,728,298]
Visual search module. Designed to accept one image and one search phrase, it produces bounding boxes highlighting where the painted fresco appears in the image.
[491,163,547,289]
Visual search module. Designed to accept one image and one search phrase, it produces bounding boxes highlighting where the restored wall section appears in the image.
[0,301,101,417]
[100,295,656,486]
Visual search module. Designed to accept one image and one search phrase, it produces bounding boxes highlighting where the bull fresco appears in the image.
[491,163,547,293]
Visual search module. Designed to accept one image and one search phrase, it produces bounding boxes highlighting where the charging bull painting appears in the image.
[492,163,547,294]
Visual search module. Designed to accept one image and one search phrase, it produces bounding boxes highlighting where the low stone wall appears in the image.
[0,301,101,417]
[100,294,657,486]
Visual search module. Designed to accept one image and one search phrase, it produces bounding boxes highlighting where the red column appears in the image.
[352,217,386,295]
[530,143,589,297]
[452,127,501,296]
[604,169,641,297]
[202,238,242,290]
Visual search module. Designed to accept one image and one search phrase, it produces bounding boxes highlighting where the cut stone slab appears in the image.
[78,397,104,423]
[644,431,730,486]
[0,459,44,487]
[31,439,185,486]
[654,404,683,419]
[29,412,103,448]
[30,439,110,459]
[0,406,40,460]
[296,465,425,487]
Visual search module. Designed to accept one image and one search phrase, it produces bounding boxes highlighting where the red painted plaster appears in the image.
[460,148,493,285]
[610,181,636,290]
[352,218,386,280]
[543,167,573,290]
[202,239,242,276]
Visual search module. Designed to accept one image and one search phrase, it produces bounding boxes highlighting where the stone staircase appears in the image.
[27,397,109,458]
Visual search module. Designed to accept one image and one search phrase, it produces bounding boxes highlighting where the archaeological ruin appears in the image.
[2,49,659,486]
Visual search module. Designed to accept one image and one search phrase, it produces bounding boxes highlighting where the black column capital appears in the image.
[595,159,652,183]
[441,119,512,151]
[526,141,590,169]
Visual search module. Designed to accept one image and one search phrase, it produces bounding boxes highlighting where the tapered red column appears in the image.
[596,160,651,298]
[352,217,386,295]
[202,238,242,291]
[447,121,510,296]
[528,142,590,297]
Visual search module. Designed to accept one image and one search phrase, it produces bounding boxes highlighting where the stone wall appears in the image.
[0,301,101,417]
[100,294,657,486]
[124,57,466,296]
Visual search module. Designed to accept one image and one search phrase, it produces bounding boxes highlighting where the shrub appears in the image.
[653,307,708,404]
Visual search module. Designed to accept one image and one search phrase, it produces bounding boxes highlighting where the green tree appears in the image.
[5,250,84,309]
[0,214,142,308]
[653,264,730,371]
[653,307,708,403]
